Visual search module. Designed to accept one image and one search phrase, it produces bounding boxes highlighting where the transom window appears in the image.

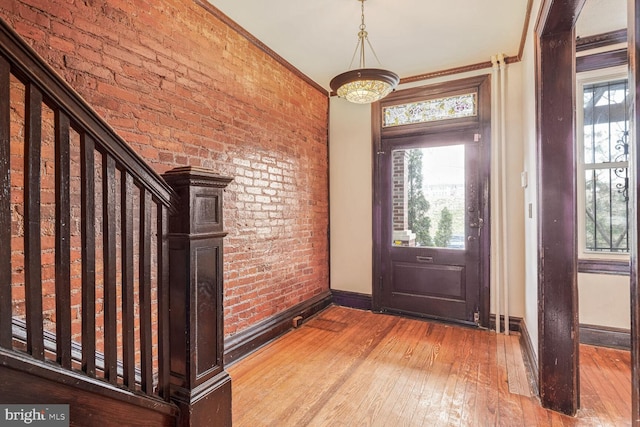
[382,93,477,128]
[578,70,629,255]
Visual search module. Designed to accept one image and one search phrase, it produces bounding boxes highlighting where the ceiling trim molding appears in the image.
[576,29,628,52]
[400,61,494,85]
[193,0,328,96]
[399,55,522,86]
[517,0,535,61]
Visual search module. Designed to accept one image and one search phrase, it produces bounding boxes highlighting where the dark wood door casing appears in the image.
[628,1,640,424]
[372,75,492,328]
[535,0,585,416]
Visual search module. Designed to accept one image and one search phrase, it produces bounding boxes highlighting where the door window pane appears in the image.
[391,145,466,249]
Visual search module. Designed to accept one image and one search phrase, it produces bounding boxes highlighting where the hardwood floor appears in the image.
[228,306,632,426]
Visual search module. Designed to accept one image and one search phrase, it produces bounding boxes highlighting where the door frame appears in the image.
[537,0,640,420]
[371,75,492,328]
[535,0,583,415]
[628,0,640,424]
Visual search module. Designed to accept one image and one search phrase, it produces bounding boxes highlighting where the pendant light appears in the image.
[330,0,399,104]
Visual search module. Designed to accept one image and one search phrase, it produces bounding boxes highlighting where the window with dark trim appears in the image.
[582,79,629,253]
[576,39,630,275]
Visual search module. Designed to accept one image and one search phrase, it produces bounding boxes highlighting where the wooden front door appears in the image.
[372,76,491,327]
[378,131,483,324]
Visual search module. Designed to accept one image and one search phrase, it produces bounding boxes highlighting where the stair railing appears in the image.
[0,17,232,425]
[0,17,173,400]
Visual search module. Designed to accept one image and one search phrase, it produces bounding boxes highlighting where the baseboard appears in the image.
[331,290,372,310]
[579,323,631,350]
[488,314,522,333]
[224,290,332,365]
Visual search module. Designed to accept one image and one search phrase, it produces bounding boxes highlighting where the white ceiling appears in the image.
[576,0,627,39]
[206,0,627,92]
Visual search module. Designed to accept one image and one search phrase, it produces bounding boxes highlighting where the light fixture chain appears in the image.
[347,36,362,70]
[359,0,366,67]
[365,36,383,67]
[348,0,368,70]
[358,0,383,68]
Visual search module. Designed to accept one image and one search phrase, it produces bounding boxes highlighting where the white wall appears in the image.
[329,99,373,294]
[501,61,526,318]
[520,0,542,359]
[579,273,630,329]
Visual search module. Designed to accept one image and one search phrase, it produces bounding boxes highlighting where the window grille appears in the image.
[582,79,629,253]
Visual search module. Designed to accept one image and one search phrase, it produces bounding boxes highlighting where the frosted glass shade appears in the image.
[330,68,399,104]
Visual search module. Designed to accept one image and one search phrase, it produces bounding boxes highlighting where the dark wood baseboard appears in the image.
[489,314,522,333]
[577,258,630,276]
[224,290,333,365]
[579,323,631,350]
[331,290,373,310]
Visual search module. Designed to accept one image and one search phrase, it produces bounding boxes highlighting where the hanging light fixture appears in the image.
[330,0,399,104]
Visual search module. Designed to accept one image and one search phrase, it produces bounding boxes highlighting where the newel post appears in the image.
[162,166,233,427]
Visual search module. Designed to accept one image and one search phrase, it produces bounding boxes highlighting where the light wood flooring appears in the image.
[228,306,632,426]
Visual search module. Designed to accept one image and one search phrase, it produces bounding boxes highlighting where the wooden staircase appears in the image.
[0,16,232,426]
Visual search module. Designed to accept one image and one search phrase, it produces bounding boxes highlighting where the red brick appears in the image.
[2,0,329,340]
[12,20,46,43]
[63,55,113,81]
[118,37,156,62]
[103,44,142,68]
[18,6,50,29]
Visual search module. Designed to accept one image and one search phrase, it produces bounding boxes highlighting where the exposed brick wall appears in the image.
[1,0,329,338]
[392,150,408,231]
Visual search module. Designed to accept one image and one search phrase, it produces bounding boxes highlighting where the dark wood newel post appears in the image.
[163,166,233,427]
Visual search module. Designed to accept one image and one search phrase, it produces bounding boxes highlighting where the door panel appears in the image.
[379,131,482,325]
[393,262,465,299]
